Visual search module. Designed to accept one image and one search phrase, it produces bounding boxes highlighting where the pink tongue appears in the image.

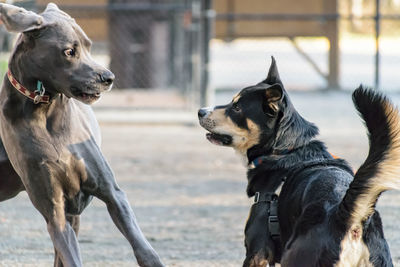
[210,139,223,146]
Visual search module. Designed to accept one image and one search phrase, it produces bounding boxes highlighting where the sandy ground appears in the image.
[1,91,400,266]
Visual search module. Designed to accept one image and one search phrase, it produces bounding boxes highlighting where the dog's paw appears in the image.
[135,248,164,267]
[248,258,268,267]
[243,251,270,267]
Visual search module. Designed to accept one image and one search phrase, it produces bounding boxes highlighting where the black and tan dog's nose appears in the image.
[198,108,208,118]
[99,71,115,85]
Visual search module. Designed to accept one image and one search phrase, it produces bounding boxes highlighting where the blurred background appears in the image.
[1,0,400,266]
[0,0,399,107]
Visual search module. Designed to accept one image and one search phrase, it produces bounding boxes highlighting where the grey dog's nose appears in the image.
[100,71,115,85]
[198,108,208,118]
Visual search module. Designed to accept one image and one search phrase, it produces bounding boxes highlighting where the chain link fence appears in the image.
[210,0,400,97]
[0,0,212,108]
[1,0,400,107]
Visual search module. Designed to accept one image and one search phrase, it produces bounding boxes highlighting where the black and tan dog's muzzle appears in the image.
[198,107,233,146]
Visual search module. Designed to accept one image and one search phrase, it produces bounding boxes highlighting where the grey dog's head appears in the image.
[0,3,114,104]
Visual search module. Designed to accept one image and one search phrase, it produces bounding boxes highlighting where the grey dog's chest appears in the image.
[1,97,104,214]
[46,136,105,215]
[65,190,93,215]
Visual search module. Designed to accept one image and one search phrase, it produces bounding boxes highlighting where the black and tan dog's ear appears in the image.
[266,83,283,103]
[264,83,283,115]
[263,56,282,85]
[0,3,43,32]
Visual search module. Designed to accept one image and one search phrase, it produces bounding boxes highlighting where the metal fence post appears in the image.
[375,0,381,89]
[200,0,213,107]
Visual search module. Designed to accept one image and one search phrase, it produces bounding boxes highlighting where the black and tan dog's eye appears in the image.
[64,48,75,57]
[232,103,241,113]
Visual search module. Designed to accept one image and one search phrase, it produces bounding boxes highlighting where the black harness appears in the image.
[253,192,280,240]
[251,191,280,266]
[250,157,354,265]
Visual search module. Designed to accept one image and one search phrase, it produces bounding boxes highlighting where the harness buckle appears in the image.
[254,192,260,203]
[268,215,280,237]
[268,197,280,238]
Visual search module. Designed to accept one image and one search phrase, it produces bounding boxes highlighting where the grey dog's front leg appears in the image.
[54,215,80,267]
[21,169,83,267]
[47,216,82,267]
[98,187,164,267]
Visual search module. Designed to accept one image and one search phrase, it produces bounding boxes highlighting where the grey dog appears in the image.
[0,3,163,267]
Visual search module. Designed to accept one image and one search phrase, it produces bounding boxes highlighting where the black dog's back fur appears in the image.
[263,87,398,266]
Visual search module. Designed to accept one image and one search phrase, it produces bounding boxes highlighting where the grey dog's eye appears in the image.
[64,48,75,57]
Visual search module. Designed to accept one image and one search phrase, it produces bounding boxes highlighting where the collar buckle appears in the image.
[33,81,45,104]
[7,70,50,104]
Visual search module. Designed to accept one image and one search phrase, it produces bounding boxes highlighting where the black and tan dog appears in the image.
[198,57,400,266]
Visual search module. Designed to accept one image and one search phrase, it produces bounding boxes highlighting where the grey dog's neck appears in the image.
[5,53,62,110]
[2,60,67,124]
[8,38,37,92]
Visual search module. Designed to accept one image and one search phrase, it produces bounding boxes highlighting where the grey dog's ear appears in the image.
[0,3,43,33]
[44,2,60,12]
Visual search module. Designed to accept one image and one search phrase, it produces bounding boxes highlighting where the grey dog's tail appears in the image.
[337,86,400,229]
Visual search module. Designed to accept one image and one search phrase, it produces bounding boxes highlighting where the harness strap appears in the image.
[252,192,281,266]
[268,197,280,239]
[253,192,280,240]
[251,151,342,169]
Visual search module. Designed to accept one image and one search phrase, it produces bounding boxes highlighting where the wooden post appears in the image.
[326,0,339,89]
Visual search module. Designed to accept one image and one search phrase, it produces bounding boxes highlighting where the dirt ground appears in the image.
[1,91,400,266]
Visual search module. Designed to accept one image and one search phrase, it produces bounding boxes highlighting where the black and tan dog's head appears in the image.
[0,3,114,104]
[198,57,283,156]
[198,57,317,161]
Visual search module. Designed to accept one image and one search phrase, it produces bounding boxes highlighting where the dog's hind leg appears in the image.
[0,160,24,202]
[54,215,80,267]
[0,138,24,202]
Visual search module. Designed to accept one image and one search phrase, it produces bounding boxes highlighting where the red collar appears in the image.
[7,70,50,104]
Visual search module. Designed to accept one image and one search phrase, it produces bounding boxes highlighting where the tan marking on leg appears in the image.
[248,251,268,267]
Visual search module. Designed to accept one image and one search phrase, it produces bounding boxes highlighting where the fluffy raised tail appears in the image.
[338,86,400,228]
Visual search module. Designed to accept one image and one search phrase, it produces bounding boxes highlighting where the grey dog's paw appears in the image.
[135,248,164,267]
